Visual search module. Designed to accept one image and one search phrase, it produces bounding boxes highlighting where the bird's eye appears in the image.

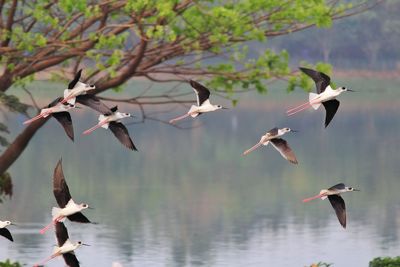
[348,187,353,190]
[343,87,346,90]
[78,241,82,244]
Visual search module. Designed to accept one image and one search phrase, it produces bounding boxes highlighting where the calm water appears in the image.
[1,80,400,266]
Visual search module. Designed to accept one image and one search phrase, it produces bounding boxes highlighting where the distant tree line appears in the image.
[268,0,399,70]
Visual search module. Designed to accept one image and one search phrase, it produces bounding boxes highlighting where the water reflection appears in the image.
[1,83,400,266]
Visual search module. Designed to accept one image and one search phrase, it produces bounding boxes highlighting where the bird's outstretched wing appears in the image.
[55,222,69,246]
[328,183,346,191]
[68,69,82,89]
[189,80,210,106]
[299,67,331,94]
[322,99,340,128]
[76,95,112,114]
[328,195,346,228]
[270,138,298,164]
[63,252,80,267]
[53,159,73,208]
[67,212,92,224]
[52,112,74,141]
[0,228,13,242]
[109,122,137,151]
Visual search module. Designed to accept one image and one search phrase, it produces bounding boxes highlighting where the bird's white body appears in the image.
[53,239,81,255]
[0,220,11,228]
[319,187,352,200]
[40,104,74,118]
[309,86,345,110]
[188,100,221,117]
[98,112,131,129]
[260,128,289,145]
[63,81,95,105]
[52,199,85,221]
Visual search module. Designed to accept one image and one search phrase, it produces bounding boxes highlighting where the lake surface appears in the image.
[1,79,400,266]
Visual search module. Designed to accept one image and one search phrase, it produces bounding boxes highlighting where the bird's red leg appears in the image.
[302,193,327,203]
[39,220,56,234]
[169,113,190,124]
[23,111,51,125]
[82,120,109,135]
[242,143,263,156]
[34,253,60,267]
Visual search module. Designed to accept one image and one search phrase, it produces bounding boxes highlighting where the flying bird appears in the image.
[287,67,354,127]
[242,127,298,164]
[82,106,137,151]
[23,97,77,140]
[35,222,89,267]
[169,80,227,124]
[40,159,93,234]
[302,183,360,228]
[0,220,15,242]
[60,69,96,105]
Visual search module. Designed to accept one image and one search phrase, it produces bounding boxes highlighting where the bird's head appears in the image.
[86,83,96,91]
[79,203,93,210]
[122,112,133,118]
[4,221,12,226]
[345,187,360,192]
[76,241,90,248]
[281,127,297,134]
[339,86,355,93]
[216,105,228,110]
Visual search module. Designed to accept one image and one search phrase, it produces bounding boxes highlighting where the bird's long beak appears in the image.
[291,129,299,133]
[347,89,356,92]
[74,106,82,109]
[353,189,360,191]
[82,243,91,246]
[130,114,135,118]
[222,107,229,109]
[88,206,94,210]
[10,223,17,226]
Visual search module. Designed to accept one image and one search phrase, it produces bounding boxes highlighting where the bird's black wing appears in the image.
[108,122,137,151]
[52,112,74,141]
[322,99,340,128]
[76,95,112,114]
[68,69,82,89]
[110,106,118,113]
[63,252,80,267]
[55,222,69,246]
[328,195,346,228]
[328,183,346,191]
[189,80,210,106]
[67,212,92,223]
[267,127,279,136]
[0,228,13,242]
[53,159,72,208]
[48,97,64,108]
[299,67,331,94]
[270,138,298,164]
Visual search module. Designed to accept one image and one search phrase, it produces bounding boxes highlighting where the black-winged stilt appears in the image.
[40,159,93,234]
[0,220,15,242]
[60,69,96,105]
[35,222,89,267]
[243,127,298,164]
[287,67,354,127]
[303,183,360,228]
[82,106,137,151]
[169,80,227,124]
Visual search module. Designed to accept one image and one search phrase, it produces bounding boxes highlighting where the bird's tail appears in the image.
[188,105,200,118]
[60,90,76,105]
[309,93,321,110]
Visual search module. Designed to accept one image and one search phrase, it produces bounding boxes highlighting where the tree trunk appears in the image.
[0,118,48,174]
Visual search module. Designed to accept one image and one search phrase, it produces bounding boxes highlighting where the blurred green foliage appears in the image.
[369,257,400,267]
[0,260,22,267]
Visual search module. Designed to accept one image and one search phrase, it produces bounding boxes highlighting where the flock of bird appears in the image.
[0,67,359,266]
